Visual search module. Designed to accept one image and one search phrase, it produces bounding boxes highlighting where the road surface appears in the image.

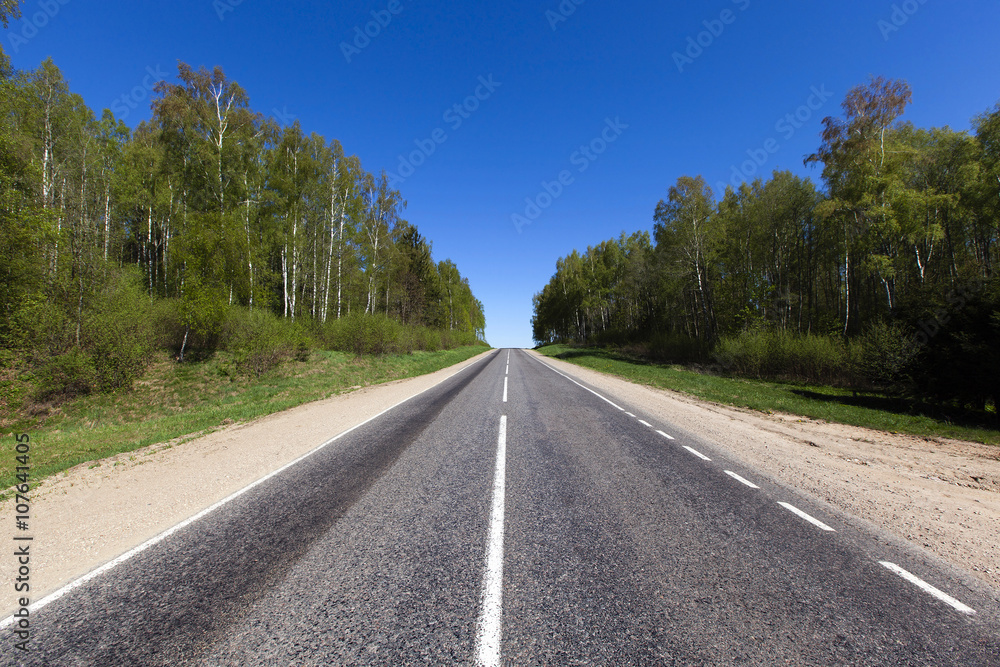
[4,349,998,665]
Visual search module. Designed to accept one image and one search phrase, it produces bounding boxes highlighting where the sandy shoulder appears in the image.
[0,351,493,617]
[528,350,1000,592]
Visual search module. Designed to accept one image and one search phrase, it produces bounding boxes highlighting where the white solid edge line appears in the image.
[531,357,625,411]
[778,502,836,532]
[475,416,507,666]
[0,351,493,629]
[724,470,760,489]
[656,430,676,441]
[879,561,976,615]
[638,419,652,428]
[683,445,711,461]
[502,376,508,403]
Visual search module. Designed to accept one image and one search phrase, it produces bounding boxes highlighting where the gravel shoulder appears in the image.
[0,350,493,618]
[529,350,1000,592]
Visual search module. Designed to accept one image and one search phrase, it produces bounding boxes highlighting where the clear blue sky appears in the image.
[8,0,1000,348]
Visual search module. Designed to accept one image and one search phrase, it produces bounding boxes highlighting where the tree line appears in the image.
[532,77,1000,413]
[0,11,485,401]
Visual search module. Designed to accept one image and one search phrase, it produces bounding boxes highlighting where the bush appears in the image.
[84,269,156,392]
[646,331,711,364]
[151,298,186,352]
[317,314,398,356]
[34,349,95,401]
[852,321,914,391]
[221,307,309,377]
[316,313,485,356]
[714,328,849,385]
[12,293,74,360]
[899,281,1000,412]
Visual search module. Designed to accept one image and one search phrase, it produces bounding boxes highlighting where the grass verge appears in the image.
[536,344,1000,446]
[2,345,489,492]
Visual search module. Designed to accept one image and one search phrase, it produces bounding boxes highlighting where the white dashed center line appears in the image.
[503,377,508,403]
[475,416,508,666]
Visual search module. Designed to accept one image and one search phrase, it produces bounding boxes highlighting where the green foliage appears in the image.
[900,281,1000,413]
[533,78,1000,415]
[221,307,310,378]
[315,313,482,357]
[84,269,156,392]
[28,268,155,400]
[853,321,914,391]
[34,349,96,401]
[714,329,850,385]
[321,313,403,356]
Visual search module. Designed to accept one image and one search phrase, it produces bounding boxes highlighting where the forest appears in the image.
[532,77,1000,415]
[0,17,485,405]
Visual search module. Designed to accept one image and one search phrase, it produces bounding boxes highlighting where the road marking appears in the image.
[778,502,835,532]
[724,470,760,489]
[503,377,508,403]
[879,562,976,615]
[475,416,508,666]
[683,445,711,461]
[656,430,676,441]
[533,358,626,411]
[0,352,494,630]
[638,419,652,428]
[625,412,635,418]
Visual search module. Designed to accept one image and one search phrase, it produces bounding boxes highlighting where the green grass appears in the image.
[2,345,489,492]
[537,344,1000,446]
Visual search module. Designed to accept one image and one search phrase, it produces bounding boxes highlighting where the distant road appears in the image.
[4,349,998,665]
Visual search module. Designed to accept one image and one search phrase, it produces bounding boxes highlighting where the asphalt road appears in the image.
[4,349,999,665]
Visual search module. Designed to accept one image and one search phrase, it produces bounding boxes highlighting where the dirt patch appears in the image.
[529,351,1000,591]
[0,351,493,618]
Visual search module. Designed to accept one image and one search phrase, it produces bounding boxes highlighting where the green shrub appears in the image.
[34,349,95,401]
[84,269,156,392]
[221,307,308,377]
[715,328,849,385]
[646,331,711,364]
[13,293,74,360]
[151,298,186,352]
[316,313,483,356]
[852,321,914,391]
